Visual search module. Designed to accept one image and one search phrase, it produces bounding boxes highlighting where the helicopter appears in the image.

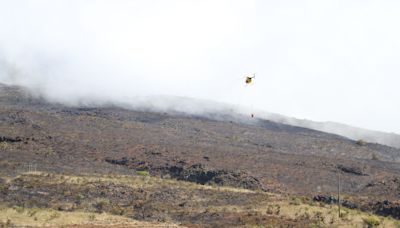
[245,73,256,85]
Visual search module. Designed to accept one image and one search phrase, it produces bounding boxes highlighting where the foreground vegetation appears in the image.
[1,172,399,227]
[0,205,181,227]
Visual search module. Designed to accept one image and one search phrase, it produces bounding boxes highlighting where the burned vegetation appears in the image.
[1,84,400,227]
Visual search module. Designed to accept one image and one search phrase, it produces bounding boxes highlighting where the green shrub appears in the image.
[136,170,150,176]
[363,216,380,227]
[75,194,85,203]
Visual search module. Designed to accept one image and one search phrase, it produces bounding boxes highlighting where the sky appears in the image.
[0,0,399,134]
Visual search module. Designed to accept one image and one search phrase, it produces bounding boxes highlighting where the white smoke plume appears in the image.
[1,0,400,138]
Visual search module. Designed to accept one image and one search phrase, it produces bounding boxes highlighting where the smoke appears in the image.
[1,0,400,134]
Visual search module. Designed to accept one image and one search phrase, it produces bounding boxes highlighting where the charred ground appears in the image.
[0,83,400,227]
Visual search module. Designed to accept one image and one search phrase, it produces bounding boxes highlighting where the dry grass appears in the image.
[0,204,182,227]
[5,172,400,228]
[0,142,12,150]
[240,200,399,228]
[18,171,256,194]
[178,195,399,227]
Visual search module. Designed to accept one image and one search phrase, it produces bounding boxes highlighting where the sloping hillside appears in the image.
[1,83,400,226]
[2,172,399,227]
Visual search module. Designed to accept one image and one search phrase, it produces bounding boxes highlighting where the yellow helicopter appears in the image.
[245,73,256,85]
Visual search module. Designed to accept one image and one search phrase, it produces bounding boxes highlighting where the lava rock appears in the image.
[0,136,22,143]
[337,164,367,176]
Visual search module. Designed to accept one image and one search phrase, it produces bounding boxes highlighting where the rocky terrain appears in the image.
[0,83,400,227]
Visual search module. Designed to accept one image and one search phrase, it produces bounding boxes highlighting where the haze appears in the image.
[0,0,399,134]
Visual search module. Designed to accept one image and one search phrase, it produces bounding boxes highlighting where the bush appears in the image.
[339,209,349,220]
[95,199,109,212]
[371,153,379,160]
[356,139,367,146]
[75,194,85,203]
[88,214,96,221]
[0,142,10,150]
[13,206,25,213]
[28,208,40,217]
[363,216,380,227]
[48,212,60,221]
[136,170,150,176]
[289,197,302,205]
[314,211,324,222]
[266,205,274,214]
[110,206,126,216]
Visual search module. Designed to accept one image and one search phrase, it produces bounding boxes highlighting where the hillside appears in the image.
[1,83,400,227]
[262,112,400,149]
[2,172,399,227]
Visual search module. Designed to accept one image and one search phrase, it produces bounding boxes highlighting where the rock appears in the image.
[161,163,265,191]
[0,136,23,143]
[313,195,338,204]
[105,157,129,165]
[337,164,367,176]
[105,156,266,191]
[313,195,358,209]
[371,200,400,219]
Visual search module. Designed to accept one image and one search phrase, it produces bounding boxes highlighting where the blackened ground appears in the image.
[105,157,266,191]
[1,83,400,221]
